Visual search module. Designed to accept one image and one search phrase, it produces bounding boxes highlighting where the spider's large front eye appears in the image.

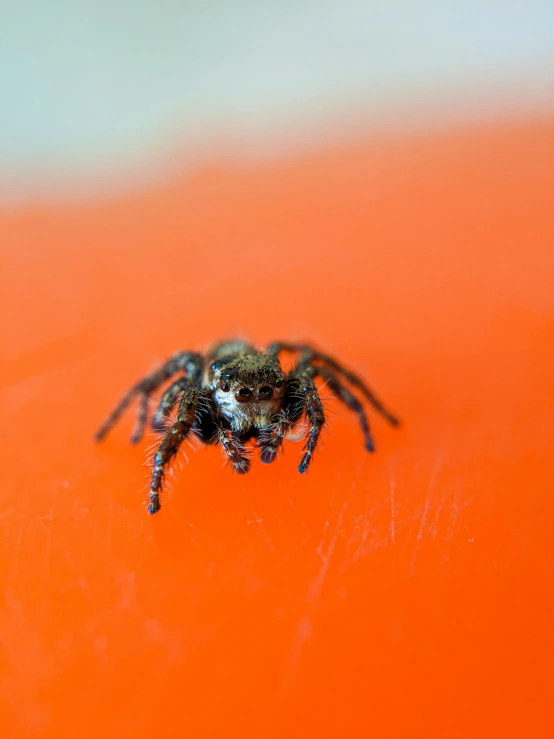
[258,386,273,400]
[235,387,253,403]
[221,383,231,393]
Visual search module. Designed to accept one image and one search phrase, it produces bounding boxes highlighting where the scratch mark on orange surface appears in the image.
[284,492,311,538]
[247,508,276,555]
[280,503,345,694]
[410,454,444,573]
[310,508,343,603]
[447,496,462,542]
[188,524,224,555]
[429,503,443,539]
[351,506,376,563]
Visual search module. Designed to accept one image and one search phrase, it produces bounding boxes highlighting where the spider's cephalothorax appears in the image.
[96,340,399,514]
[208,342,286,433]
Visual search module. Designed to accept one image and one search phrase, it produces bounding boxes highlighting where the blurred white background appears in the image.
[2,1,553,201]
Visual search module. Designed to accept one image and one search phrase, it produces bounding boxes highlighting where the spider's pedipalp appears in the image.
[257,377,304,464]
[216,425,251,474]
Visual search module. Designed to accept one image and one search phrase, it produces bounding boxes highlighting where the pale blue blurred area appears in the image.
[1,0,553,200]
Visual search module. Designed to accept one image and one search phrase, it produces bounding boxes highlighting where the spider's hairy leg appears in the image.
[130,392,149,444]
[151,377,189,432]
[192,401,219,445]
[95,384,140,442]
[148,383,200,514]
[95,352,204,443]
[315,365,375,452]
[296,373,326,474]
[261,368,325,473]
[313,351,399,427]
[268,342,399,427]
[216,425,250,474]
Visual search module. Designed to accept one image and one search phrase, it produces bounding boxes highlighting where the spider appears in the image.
[96,340,399,514]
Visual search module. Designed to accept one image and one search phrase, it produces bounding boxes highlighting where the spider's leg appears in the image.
[192,398,219,445]
[312,351,399,427]
[130,392,149,444]
[315,365,375,452]
[95,384,140,442]
[261,363,325,472]
[148,382,200,514]
[295,372,326,474]
[216,424,250,474]
[268,342,399,426]
[151,377,189,432]
[96,352,204,443]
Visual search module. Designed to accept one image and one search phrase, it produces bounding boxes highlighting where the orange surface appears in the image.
[1,117,554,739]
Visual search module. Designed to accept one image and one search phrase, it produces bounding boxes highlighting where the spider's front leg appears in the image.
[296,372,326,474]
[148,382,200,514]
[259,372,325,474]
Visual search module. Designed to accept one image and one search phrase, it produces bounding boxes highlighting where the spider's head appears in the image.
[210,355,285,431]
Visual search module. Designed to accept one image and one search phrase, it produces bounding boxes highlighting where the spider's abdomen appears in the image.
[210,340,257,363]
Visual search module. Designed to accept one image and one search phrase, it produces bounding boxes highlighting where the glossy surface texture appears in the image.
[2,117,553,738]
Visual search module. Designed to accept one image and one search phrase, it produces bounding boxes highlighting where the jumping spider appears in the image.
[96,340,399,514]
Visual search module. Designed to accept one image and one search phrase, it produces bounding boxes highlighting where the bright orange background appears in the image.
[2,117,554,738]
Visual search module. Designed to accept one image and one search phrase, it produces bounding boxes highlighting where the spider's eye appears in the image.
[274,374,285,388]
[235,387,253,403]
[257,386,273,400]
[221,383,231,393]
